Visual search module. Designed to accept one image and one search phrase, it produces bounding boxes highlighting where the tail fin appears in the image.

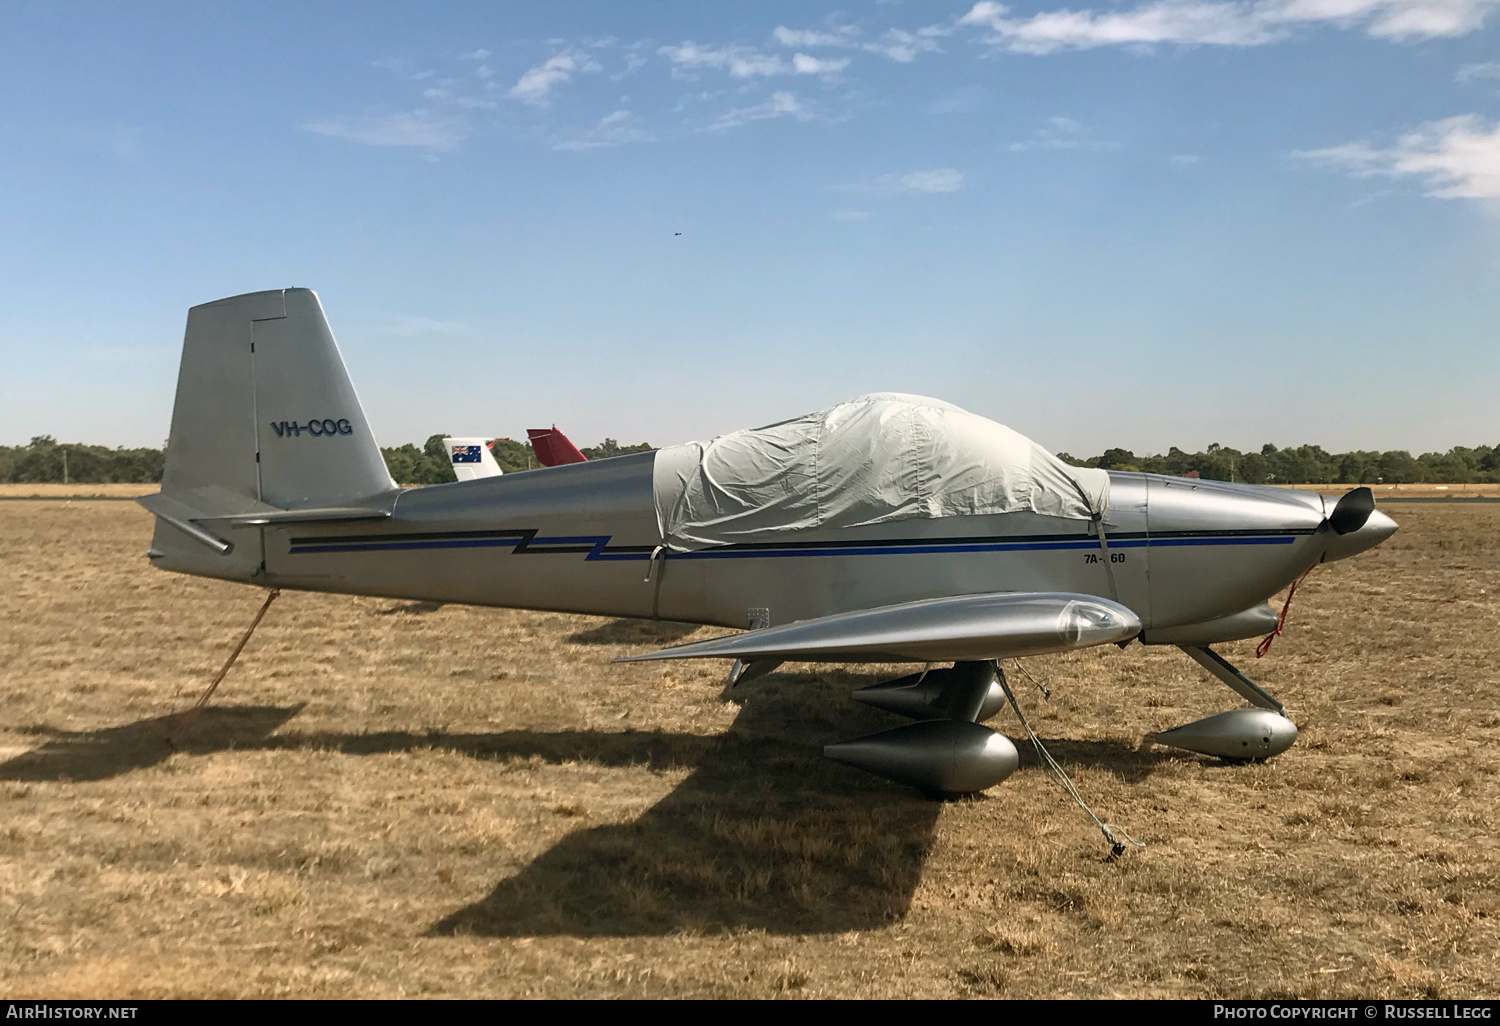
[144,288,396,580]
[443,437,503,481]
[527,427,588,467]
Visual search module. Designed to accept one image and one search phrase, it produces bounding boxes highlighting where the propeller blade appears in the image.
[1328,486,1376,536]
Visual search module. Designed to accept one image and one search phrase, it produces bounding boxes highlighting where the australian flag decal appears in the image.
[451,445,482,464]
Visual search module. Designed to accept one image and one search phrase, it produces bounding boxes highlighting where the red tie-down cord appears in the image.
[1256,564,1316,658]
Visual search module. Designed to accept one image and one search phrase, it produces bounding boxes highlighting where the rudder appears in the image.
[249,289,395,508]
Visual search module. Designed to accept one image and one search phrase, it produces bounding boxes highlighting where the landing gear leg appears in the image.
[724,658,783,689]
[1178,645,1285,715]
[849,661,1006,722]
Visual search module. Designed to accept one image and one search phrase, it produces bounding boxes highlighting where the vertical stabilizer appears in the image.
[443,437,503,481]
[146,288,397,581]
[527,427,588,467]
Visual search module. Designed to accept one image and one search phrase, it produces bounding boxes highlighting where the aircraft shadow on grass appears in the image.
[0,669,1176,937]
[429,669,950,938]
[565,617,700,646]
[421,673,1177,939]
[0,704,305,783]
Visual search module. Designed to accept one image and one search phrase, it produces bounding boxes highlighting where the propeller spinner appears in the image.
[1328,486,1376,535]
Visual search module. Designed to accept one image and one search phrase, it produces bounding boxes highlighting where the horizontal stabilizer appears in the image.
[137,492,241,554]
[617,591,1140,665]
[227,506,391,527]
[139,489,394,555]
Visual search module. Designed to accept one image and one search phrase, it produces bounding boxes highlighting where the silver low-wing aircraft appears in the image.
[142,289,1396,798]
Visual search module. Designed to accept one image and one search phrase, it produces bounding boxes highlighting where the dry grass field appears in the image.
[1,498,1497,999]
[1278,483,1500,499]
[0,484,159,499]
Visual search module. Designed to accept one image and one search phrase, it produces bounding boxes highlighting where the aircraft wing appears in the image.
[617,591,1140,664]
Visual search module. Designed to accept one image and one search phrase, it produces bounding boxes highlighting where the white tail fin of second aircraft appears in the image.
[443,438,503,481]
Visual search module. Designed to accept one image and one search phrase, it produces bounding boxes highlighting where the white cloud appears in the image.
[864,27,948,61]
[660,42,851,79]
[1009,115,1120,151]
[1457,61,1500,81]
[772,22,948,61]
[957,0,1495,53]
[960,0,1278,51]
[553,110,656,151]
[660,42,788,78]
[413,70,435,80]
[839,168,967,194]
[303,110,464,151]
[899,168,965,193]
[830,209,873,220]
[773,26,860,47]
[1294,115,1500,199]
[705,91,815,132]
[1171,152,1203,164]
[458,49,491,60]
[509,51,601,105]
[792,53,852,75]
[1353,0,1492,37]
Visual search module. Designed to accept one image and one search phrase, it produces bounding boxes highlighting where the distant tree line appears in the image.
[0,433,655,485]
[378,435,654,485]
[1056,443,1500,484]
[6,432,1494,486]
[0,436,164,483]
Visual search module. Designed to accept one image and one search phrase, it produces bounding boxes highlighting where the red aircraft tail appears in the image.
[527,427,588,467]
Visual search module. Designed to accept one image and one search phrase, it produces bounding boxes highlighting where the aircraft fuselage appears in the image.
[156,456,1396,640]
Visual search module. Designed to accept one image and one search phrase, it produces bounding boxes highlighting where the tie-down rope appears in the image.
[170,587,281,745]
[1255,564,1316,658]
[995,661,1144,858]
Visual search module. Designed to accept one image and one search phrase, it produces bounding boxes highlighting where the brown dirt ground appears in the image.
[0,500,1497,998]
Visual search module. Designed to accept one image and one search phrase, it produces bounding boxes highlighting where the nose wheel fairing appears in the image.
[1150,644,1299,762]
[1150,708,1298,761]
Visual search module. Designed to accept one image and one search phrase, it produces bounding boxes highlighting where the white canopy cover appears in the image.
[653,393,1110,551]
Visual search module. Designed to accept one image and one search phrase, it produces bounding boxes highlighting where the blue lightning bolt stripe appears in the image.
[288,530,1302,559]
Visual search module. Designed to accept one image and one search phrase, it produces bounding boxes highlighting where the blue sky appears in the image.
[2,1,1497,456]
